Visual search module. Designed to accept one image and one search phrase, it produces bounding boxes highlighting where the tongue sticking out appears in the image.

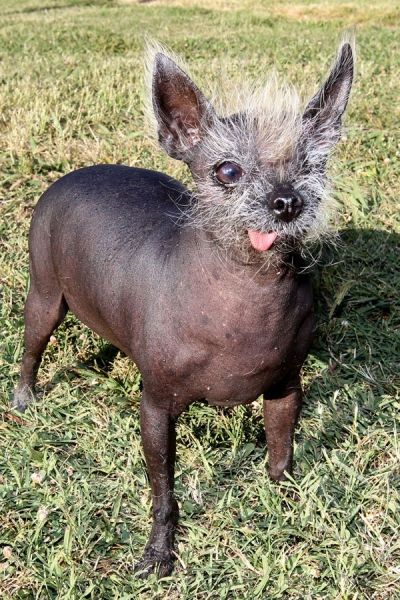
[247,230,278,252]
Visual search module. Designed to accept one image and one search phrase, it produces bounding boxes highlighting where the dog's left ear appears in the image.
[303,42,354,151]
[152,52,214,162]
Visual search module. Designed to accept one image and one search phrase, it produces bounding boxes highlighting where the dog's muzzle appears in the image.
[267,186,303,223]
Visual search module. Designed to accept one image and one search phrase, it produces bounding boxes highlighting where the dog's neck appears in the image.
[186,227,303,286]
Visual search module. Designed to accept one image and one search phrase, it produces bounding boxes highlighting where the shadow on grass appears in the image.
[297,227,399,467]
[81,342,120,373]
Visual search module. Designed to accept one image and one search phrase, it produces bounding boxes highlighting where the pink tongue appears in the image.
[248,230,278,252]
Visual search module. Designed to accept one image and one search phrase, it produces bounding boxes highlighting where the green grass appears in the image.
[0,1,399,598]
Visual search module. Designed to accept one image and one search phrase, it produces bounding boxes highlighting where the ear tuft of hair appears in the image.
[303,35,355,126]
[143,37,355,164]
[144,40,214,161]
[143,40,189,144]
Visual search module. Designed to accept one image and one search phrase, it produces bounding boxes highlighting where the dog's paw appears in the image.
[12,385,35,413]
[134,547,174,579]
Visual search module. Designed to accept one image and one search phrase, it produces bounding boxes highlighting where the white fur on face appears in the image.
[144,39,354,261]
[186,96,336,255]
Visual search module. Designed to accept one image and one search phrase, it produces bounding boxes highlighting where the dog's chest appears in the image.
[149,272,313,407]
[194,304,305,405]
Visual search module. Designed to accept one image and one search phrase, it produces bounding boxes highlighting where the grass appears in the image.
[0,0,399,598]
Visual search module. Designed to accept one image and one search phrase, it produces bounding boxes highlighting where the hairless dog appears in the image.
[14,40,354,577]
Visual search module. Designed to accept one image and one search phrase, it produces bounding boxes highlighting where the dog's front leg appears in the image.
[135,390,179,578]
[263,379,302,481]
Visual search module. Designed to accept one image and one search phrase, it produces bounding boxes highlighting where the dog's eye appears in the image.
[214,161,243,186]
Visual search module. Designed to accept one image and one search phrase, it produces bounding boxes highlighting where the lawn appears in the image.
[0,0,399,598]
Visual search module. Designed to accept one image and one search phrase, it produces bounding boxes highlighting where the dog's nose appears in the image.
[268,191,303,223]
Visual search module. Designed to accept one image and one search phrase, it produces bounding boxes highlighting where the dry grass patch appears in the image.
[117,0,400,26]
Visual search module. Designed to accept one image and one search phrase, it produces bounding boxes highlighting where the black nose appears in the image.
[268,190,303,223]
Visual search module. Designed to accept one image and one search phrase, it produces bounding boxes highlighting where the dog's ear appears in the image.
[152,52,214,161]
[303,42,354,153]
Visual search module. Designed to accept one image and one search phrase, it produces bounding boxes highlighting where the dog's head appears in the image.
[148,41,354,259]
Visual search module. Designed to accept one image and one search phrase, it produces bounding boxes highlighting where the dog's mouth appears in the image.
[247,230,278,252]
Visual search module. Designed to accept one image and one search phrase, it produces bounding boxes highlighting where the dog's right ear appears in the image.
[152,52,213,161]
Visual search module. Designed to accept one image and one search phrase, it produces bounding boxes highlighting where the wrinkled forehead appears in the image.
[205,110,303,167]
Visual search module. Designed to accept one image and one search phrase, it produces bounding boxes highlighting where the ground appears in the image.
[0,0,399,598]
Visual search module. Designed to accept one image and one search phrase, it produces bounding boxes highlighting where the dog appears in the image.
[13,39,354,577]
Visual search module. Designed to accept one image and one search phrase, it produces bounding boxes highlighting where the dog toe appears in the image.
[134,548,174,579]
[12,386,35,412]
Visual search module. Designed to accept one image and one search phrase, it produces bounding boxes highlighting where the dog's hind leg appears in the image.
[13,282,68,412]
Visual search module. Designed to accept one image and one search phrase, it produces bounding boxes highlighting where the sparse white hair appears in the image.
[143,37,355,265]
[143,39,191,143]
